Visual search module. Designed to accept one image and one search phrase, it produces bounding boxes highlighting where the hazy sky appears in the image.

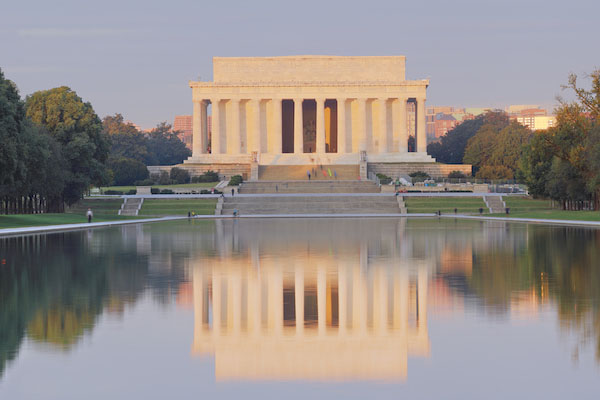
[2,0,598,129]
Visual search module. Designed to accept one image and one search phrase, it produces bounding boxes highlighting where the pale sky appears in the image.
[2,0,598,129]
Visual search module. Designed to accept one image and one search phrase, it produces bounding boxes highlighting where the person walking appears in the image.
[231,188,235,197]
[86,208,93,223]
[307,170,311,180]
[275,184,279,192]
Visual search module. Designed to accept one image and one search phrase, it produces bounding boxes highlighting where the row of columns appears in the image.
[193,264,428,336]
[192,97,427,156]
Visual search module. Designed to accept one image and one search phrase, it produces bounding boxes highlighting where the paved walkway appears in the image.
[2,212,600,238]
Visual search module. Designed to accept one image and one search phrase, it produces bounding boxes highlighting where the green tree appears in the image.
[427,111,509,164]
[146,122,191,165]
[465,120,532,179]
[25,87,110,204]
[110,157,149,186]
[169,167,190,184]
[521,70,600,208]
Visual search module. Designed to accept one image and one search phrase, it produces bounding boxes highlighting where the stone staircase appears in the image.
[484,195,505,214]
[222,195,401,215]
[259,165,360,180]
[397,196,407,213]
[119,197,143,216]
[239,180,379,194]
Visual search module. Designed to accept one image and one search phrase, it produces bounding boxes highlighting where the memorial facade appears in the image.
[185,56,435,173]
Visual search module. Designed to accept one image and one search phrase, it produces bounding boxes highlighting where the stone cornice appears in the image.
[189,80,429,88]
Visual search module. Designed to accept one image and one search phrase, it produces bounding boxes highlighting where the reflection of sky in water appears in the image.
[1,218,599,399]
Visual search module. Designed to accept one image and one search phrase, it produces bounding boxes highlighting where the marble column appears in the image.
[211,99,221,154]
[192,100,208,156]
[294,98,303,154]
[230,99,241,154]
[251,99,261,153]
[417,97,427,153]
[316,98,325,153]
[357,98,368,152]
[398,97,408,153]
[272,98,282,154]
[337,98,346,153]
[378,98,388,153]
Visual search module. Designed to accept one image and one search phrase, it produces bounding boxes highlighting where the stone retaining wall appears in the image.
[148,164,251,180]
[368,162,472,178]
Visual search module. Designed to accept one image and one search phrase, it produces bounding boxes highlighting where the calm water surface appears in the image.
[1,218,599,399]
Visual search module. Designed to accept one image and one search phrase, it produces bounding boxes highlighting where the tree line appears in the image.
[427,69,600,209]
[0,69,190,214]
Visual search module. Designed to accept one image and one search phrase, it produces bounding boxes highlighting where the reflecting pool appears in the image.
[1,218,599,399]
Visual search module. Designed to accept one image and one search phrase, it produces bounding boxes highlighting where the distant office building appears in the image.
[514,115,556,130]
[507,106,555,131]
[174,115,211,150]
[124,120,143,132]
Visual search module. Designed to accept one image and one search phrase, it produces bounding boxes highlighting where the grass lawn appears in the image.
[503,196,554,212]
[138,199,217,216]
[405,197,488,214]
[98,182,217,192]
[0,213,138,229]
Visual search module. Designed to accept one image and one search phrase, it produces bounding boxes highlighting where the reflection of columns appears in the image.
[378,98,388,153]
[316,98,325,153]
[416,97,427,153]
[192,100,208,156]
[295,267,304,335]
[338,265,347,334]
[374,267,388,333]
[317,265,326,334]
[230,99,241,154]
[193,269,206,338]
[212,273,221,336]
[269,267,283,335]
[272,98,282,154]
[337,98,346,153]
[251,99,261,153]
[248,270,261,335]
[394,267,409,330]
[231,272,242,334]
[294,98,303,154]
[211,99,221,154]
[398,98,408,152]
[352,265,367,333]
[417,266,428,330]
[357,98,368,152]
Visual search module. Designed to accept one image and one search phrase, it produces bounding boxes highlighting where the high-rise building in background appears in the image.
[174,115,211,150]
[506,105,556,131]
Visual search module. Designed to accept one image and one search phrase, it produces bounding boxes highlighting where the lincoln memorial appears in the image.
[183,55,438,179]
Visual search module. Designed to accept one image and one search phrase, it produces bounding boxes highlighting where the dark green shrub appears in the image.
[448,170,467,179]
[150,188,160,194]
[170,167,191,184]
[229,175,243,186]
[157,171,171,185]
[192,170,220,183]
[200,189,210,194]
[160,189,174,194]
[126,189,137,195]
[109,157,149,186]
[134,178,154,186]
[409,171,431,182]
[104,190,124,195]
[376,173,392,184]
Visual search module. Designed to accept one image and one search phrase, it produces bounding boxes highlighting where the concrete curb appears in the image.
[2,213,599,238]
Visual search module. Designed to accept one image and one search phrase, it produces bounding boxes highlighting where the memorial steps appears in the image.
[238,180,379,194]
[258,165,360,181]
[221,195,401,215]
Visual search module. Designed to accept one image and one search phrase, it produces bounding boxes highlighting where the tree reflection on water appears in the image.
[0,218,598,380]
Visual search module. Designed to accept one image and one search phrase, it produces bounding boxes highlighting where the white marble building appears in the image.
[185,56,435,167]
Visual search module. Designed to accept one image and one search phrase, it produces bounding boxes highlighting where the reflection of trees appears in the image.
[0,222,204,378]
[468,225,600,361]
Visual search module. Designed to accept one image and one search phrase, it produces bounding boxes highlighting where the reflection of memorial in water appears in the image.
[191,219,431,381]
